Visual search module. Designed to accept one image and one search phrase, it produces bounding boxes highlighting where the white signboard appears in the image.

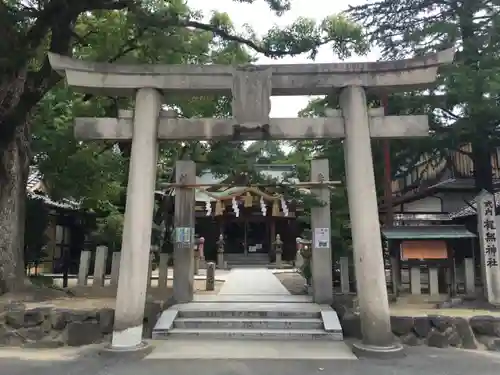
[175,227,192,245]
[314,227,330,249]
[477,190,500,305]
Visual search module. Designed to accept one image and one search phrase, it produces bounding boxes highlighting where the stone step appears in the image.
[164,328,342,340]
[174,317,323,330]
[178,309,321,319]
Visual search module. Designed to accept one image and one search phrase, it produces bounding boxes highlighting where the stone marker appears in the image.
[464,258,475,295]
[158,253,169,290]
[410,266,421,295]
[92,245,108,288]
[198,237,206,269]
[274,234,283,269]
[193,247,200,275]
[339,257,350,294]
[110,252,121,287]
[77,250,91,286]
[295,237,304,269]
[173,159,196,303]
[216,234,225,269]
[429,267,439,296]
[310,159,333,304]
[477,190,500,305]
[206,262,216,291]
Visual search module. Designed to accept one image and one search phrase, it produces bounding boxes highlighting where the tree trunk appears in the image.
[471,139,493,193]
[0,122,30,294]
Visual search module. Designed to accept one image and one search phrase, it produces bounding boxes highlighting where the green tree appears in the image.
[0,0,367,293]
[347,0,500,192]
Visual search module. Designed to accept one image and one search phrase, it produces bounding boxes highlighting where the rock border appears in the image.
[0,301,166,348]
[336,307,500,351]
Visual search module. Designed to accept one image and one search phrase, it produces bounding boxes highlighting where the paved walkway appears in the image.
[2,345,500,375]
[218,268,291,296]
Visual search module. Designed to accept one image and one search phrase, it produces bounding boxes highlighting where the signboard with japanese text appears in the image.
[477,190,500,305]
[314,228,330,249]
[174,227,193,248]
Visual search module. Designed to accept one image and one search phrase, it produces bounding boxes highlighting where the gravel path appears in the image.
[274,272,307,295]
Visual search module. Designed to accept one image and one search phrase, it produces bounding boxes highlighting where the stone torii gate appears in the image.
[49,49,454,355]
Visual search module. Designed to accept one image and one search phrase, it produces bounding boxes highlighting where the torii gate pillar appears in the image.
[48,49,454,356]
[111,88,161,350]
[341,86,399,356]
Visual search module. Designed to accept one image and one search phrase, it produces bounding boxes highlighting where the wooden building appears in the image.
[26,167,90,275]
[376,144,499,296]
[159,164,305,265]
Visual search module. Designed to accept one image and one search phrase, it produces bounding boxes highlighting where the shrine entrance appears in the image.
[194,184,300,263]
[224,220,268,255]
[48,49,454,354]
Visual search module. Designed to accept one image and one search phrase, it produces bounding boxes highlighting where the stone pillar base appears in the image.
[101,340,153,357]
[351,341,405,359]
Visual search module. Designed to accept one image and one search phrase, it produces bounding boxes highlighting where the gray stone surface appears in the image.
[339,309,500,351]
[470,316,500,337]
[5,344,500,375]
[154,270,342,341]
[320,307,343,337]
[172,159,196,304]
[77,251,91,286]
[341,85,393,348]
[65,321,103,347]
[74,112,429,141]
[205,262,215,291]
[310,159,333,305]
[218,269,290,296]
[0,304,164,348]
[152,310,178,338]
[48,49,454,96]
[111,88,162,349]
[92,246,108,288]
[110,252,120,287]
[232,66,271,126]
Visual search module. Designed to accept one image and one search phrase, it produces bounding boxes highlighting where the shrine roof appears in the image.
[192,165,301,203]
[27,167,80,211]
[382,225,476,240]
[450,190,500,219]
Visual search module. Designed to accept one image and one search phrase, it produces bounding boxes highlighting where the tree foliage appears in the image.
[347,0,500,192]
[0,0,369,292]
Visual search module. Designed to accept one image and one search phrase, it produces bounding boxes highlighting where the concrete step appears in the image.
[178,309,321,319]
[165,328,342,340]
[174,317,323,330]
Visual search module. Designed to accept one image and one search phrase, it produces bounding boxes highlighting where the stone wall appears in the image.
[0,301,164,348]
[338,307,500,351]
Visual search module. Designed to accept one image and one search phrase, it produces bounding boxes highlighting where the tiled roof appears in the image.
[449,191,500,219]
[27,167,80,210]
[158,165,301,203]
[27,166,43,191]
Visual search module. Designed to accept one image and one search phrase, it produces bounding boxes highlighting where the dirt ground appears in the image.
[274,272,308,295]
[0,279,223,311]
